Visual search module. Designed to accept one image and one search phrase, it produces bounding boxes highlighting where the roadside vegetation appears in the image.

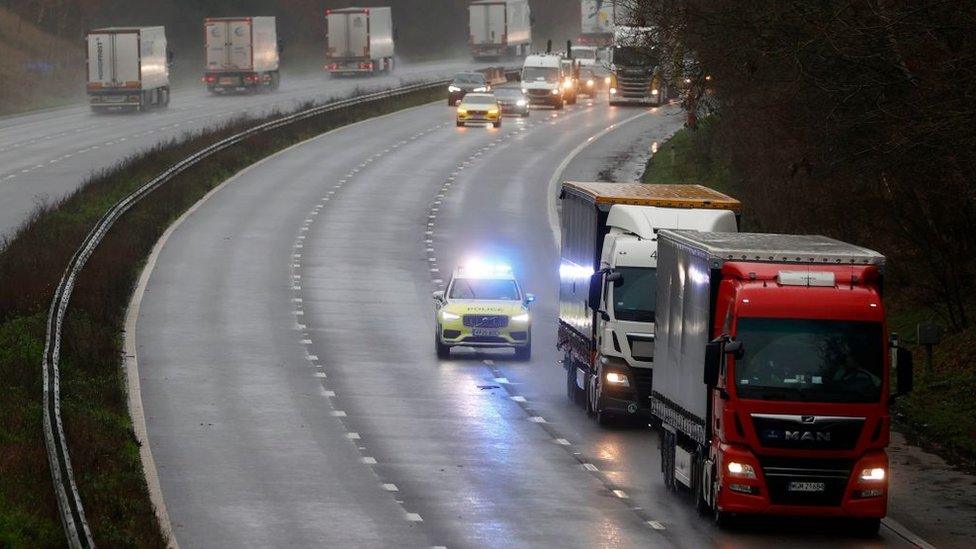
[0,85,444,546]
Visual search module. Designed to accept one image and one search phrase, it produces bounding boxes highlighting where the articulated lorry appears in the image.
[653,231,914,533]
[86,27,170,112]
[469,0,532,60]
[204,17,280,93]
[558,183,741,424]
[609,26,666,106]
[325,7,395,75]
[579,0,618,47]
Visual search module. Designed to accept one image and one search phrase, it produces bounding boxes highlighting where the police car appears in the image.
[433,262,534,360]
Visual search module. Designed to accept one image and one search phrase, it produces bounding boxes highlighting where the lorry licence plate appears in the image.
[788,481,826,493]
[472,328,499,337]
[219,77,238,85]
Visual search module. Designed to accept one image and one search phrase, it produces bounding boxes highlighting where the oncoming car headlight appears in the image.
[448,85,461,92]
[440,311,461,321]
[473,86,488,92]
[511,312,529,323]
[516,99,527,107]
[551,89,560,95]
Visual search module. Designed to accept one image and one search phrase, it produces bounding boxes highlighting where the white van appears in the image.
[521,54,566,109]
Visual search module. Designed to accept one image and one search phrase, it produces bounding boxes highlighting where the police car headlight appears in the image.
[512,312,529,323]
[440,311,461,321]
[727,461,756,479]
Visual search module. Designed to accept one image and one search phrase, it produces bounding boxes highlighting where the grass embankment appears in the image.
[643,122,976,468]
[0,85,445,546]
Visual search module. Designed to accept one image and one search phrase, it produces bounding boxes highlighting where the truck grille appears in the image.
[616,75,652,98]
[759,456,852,507]
[463,315,509,328]
[752,415,864,450]
[631,367,653,406]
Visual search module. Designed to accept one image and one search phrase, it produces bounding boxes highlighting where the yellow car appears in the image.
[456,93,502,128]
[433,262,534,360]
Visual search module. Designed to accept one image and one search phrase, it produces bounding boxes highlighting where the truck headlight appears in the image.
[473,86,488,92]
[727,461,756,479]
[440,311,461,321]
[587,79,594,87]
[859,467,886,481]
[512,312,529,323]
[605,372,629,387]
[448,85,461,92]
[651,88,659,96]
[609,87,617,95]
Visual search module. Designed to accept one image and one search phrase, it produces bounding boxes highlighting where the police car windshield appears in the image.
[734,318,883,403]
[450,278,520,300]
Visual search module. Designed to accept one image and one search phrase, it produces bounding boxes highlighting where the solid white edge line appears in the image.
[882,517,937,549]
[123,99,444,548]
[545,110,653,249]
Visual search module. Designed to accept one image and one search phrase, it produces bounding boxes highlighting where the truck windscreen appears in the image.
[612,46,655,67]
[612,267,655,322]
[734,318,883,403]
[522,67,559,83]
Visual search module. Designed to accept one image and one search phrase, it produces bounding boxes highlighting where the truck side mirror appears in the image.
[587,272,603,310]
[704,341,721,386]
[606,271,623,288]
[895,347,914,395]
[724,340,744,360]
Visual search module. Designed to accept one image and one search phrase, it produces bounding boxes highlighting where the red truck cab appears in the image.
[653,231,914,535]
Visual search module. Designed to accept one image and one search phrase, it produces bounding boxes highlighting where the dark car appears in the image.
[492,87,530,117]
[447,72,491,106]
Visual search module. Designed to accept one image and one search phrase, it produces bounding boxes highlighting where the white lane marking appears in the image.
[613,490,629,499]
[382,483,399,492]
[405,513,423,522]
[307,355,319,361]
[331,411,347,417]
[882,518,938,549]
[510,396,526,403]
[528,416,547,424]
[583,463,599,472]
[647,520,666,530]
[555,438,571,446]
[346,432,361,440]
[301,339,313,345]
[361,457,377,465]
[323,390,336,397]
[545,110,653,248]
[494,377,509,384]
[314,372,327,378]
[483,359,494,365]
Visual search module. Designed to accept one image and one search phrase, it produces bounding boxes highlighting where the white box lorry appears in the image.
[204,17,280,93]
[469,0,532,60]
[86,26,170,112]
[325,7,395,76]
[558,182,740,425]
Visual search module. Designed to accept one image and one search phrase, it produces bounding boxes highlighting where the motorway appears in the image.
[0,59,476,238]
[126,88,967,547]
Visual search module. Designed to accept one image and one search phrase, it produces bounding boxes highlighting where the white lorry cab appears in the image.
[521,54,566,109]
[558,182,741,425]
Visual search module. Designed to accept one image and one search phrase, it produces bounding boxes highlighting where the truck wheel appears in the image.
[565,358,579,402]
[161,87,170,108]
[713,509,736,529]
[851,518,881,537]
[662,429,677,491]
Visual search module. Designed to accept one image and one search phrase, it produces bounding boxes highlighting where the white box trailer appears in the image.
[469,0,532,60]
[204,17,280,93]
[86,26,170,112]
[325,7,395,76]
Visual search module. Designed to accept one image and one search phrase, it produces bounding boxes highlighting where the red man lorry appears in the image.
[652,230,914,534]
